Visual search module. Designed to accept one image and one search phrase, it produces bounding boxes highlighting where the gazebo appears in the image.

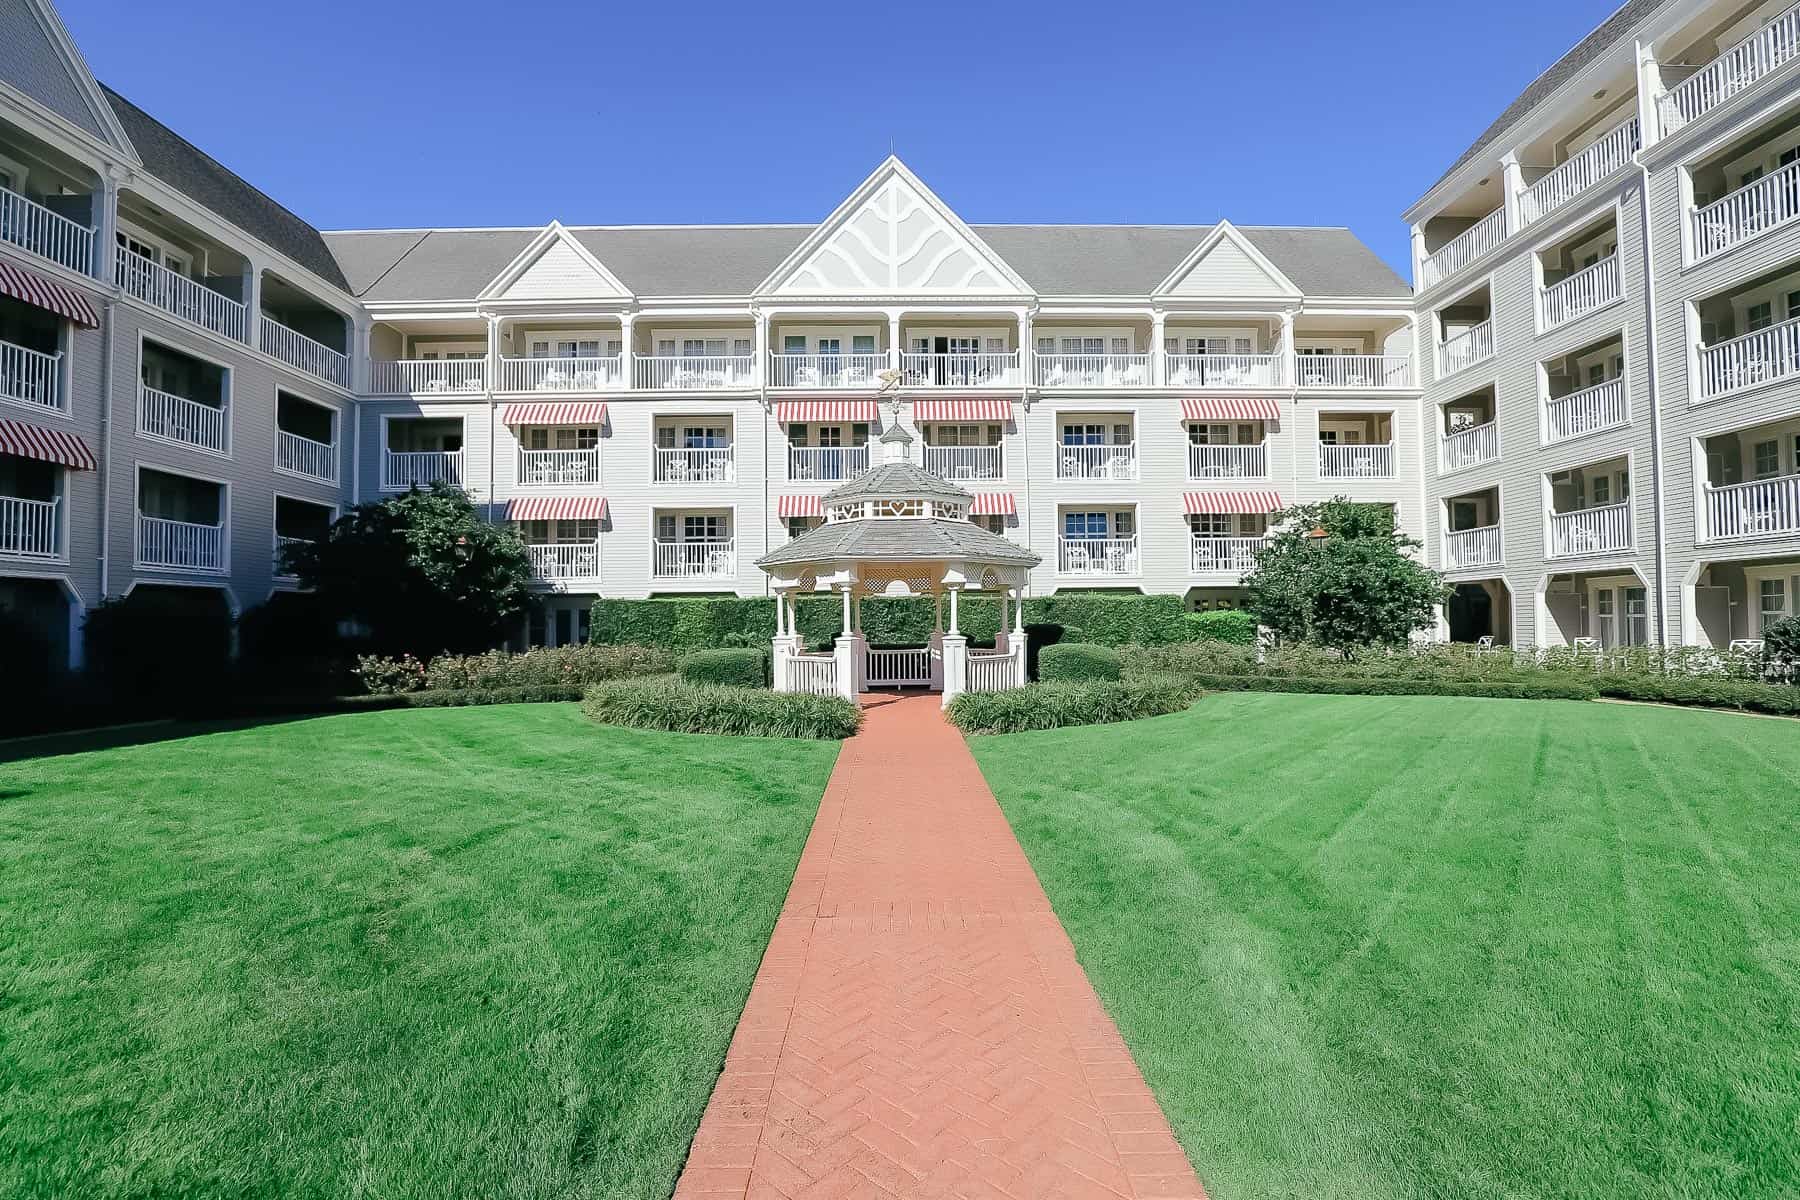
[756,420,1040,705]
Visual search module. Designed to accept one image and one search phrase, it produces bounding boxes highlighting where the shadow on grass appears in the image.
[0,713,342,765]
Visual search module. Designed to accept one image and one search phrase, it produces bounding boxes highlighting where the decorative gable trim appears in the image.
[1153,220,1300,299]
[756,156,1030,298]
[17,0,138,161]
[477,220,631,301]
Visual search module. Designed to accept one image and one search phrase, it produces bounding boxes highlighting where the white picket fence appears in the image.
[866,646,933,688]
[966,646,1020,694]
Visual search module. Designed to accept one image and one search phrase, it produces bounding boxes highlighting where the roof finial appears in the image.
[879,397,913,463]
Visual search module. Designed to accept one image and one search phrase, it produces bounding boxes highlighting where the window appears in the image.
[816,425,842,448]
[852,334,875,354]
[1748,302,1775,332]
[1449,498,1481,530]
[1587,363,1606,386]
[1113,510,1135,536]
[1064,511,1108,539]
[526,426,598,451]
[783,335,806,355]
[786,516,820,539]
[1624,587,1648,646]
[1760,578,1786,632]
[1788,291,1800,321]
[1036,336,1055,355]
[972,514,1007,535]
[817,338,841,356]
[1062,423,1104,446]
[1061,337,1105,355]
[1592,474,1610,506]
[1755,439,1781,478]
[684,515,722,542]
[1190,513,1231,537]
[683,425,727,449]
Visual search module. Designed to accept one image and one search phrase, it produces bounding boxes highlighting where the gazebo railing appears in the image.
[782,652,839,696]
[967,646,1021,693]
[866,646,934,688]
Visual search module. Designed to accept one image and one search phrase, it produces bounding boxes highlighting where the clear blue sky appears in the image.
[59,0,1623,278]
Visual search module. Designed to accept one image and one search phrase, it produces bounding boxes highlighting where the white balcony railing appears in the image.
[1318,442,1396,478]
[635,355,756,390]
[261,317,349,387]
[767,353,887,389]
[1440,421,1499,472]
[273,535,310,577]
[0,184,94,274]
[1189,536,1262,574]
[116,247,247,343]
[383,450,462,490]
[653,537,736,579]
[1057,536,1139,576]
[0,339,60,411]
[1545,378,1628,443]
[1056,442,1138,480]
[1658,1,1800,136]
[899,352,1021,388]
[1035,354,1152,388]
[529,542,601,580]
[788,445,868,482]
[1187,443,1267,479]
[1697,316,1800,399]
[1519,117,1640,227]
[518,448,601,487]
[1419,207,1508,290]
[1548,501,1632,558]
[277,430,335,481]
[1540,255,1621,329]
[653,446,735,484]
[1445,524,1503,569]
[0,495,59,559]
[1295,354,1410,389]
[138,385,227,453]
[371,358,488,395]
[1437,320,1494,377]
[1703,474,1800,541]
[137,513,224,571]
[1164,354,1282,388]
[498,356,621,393]
[921,444,1002,481]
[1693,158,1800,260]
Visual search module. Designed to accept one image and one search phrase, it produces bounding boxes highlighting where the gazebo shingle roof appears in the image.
[822,460,975,506]
[756,516,1039,570]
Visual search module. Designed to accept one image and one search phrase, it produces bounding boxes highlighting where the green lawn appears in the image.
[971,694,1800,1200]
[0,704,839,1200]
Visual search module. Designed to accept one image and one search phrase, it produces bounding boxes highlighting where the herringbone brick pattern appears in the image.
[674,693,1205,1200]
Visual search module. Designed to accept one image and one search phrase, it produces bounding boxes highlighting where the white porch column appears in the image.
[1151,311,1166,386]
[618,312,636,389]
[1500,152,1525,235]
[1410,225,1428,287]
[93,168,122,284]
[242,261,263,348]
[1278,310,1297,389]
[1017,310,1031,386]
[753,309,768,388]
[929,590,945,691]
[888,311,903,372]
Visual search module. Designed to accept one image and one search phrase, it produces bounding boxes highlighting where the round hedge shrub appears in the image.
[679,647,769,689]
[1037,642,1122,682]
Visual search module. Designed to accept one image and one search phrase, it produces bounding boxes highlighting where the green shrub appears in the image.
[1024,593,1193,646]
[1764,615,1800,671]
[1175,673,1599,702]
[84,588,233,701]
[581,678,861,739]
[947,676,1203,734]
[679,647,769,688]
[1037,642,1122,682]
[1188,608,1258,645]
[355,653,430,694]
[393,684,587,708]
[1121,642,1261,678]
[425,644,672,691]
[1598,675,1800,716]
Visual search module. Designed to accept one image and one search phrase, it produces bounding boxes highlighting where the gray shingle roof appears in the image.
[102,86,349,291]
[573,226,807,296]
[324,228,536,302]
[822,460,974,506]
[757,516,1040,569]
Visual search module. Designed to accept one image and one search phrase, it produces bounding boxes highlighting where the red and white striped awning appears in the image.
[777,494,824,519]
[1184,490,1283,515]
[501,402,607,426]
[0,260,98,328]
[0,417,95,470]
[912,398,1014,423]
[505,495,608,521]
[969,492,1016,516]
[1180,397,1283,422]
[774,400,880,424]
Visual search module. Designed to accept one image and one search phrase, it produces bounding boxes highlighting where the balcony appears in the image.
[1035,354,1152,388]
[137,513,224,572]
[0,183,94,274]
[373,358,489,395]
[900,351,1020,388]
[273,534,310,577]
[262,316,349,387]
[768,353,887,389]
[1318,442,1396,479]
[1703,475,1800,542]
[1164,353,1281,389]
[383,450,462,491]
[1295,355,1409,389]
[1540,256,1621,330]
[518,448,600,487]
[0,339,60,411]
[498,356,620,394]
[653,537,736,580]
[116,247,246,343]
[529,542,601,581]
[1697,316,1800,399]
[0,494,59,560]
[789,445,869,482]
[921,444,1001,481]
[1419,208,1507,290]
[1187,443,1267,480]
[1437,320,1494,377]
[1693,159,1800,260]
[138,385,227,454]
[1445,525,1503,569]
[1057,442,1137,481]
[1546,377,1628,442]
[1519,117,1640,228]
[653,446,734,484]
[1189,536,1261,574]
[1547,502,1632,558]
[635,355,755,391]
[1658,2,1800,136]
[1441,421,1499,472]
[277,430,335,482]
[1057,536,1139,577]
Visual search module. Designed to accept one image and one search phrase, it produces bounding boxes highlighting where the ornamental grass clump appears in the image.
[947,676,1202,735]
[582,678,862,739]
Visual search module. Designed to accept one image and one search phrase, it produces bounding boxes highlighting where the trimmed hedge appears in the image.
[680,647,768,688]
[1598,675,1800,716]
[356,645,674,695]
[1188,608,1258,645]
[1174,673,1600,702]
[1037,643,1122,683]
[384,684,588,708]
[947,676,1203,735]
[581,677,862,739]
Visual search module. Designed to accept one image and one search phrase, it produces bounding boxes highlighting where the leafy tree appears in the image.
[282,482,532,658]
[1244,499,1450,655]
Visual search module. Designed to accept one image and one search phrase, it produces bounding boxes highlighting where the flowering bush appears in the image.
[355,645,672,695]
[1120,640,1779,685]
[354,653,429,694]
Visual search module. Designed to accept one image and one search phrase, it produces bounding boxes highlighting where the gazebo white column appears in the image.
[1010,587,1029,686]
[832,583,864,700]
[939,584,968,708]
[770,589,805,692]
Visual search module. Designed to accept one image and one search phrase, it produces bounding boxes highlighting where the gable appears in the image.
[1163,232,1295,298]
[0,0,132,152]
[499,237,627,300]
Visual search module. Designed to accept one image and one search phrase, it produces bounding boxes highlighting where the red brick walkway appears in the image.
[674,693,1205,1200]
